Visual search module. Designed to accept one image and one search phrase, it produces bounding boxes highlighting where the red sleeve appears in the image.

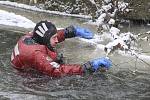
[34,51,83,77]
[57,29,65,43]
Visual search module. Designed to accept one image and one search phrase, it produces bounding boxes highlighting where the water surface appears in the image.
[1,28,150,100]
[1,4,150,100]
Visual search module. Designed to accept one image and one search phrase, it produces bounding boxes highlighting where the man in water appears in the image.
[11,20,112,77]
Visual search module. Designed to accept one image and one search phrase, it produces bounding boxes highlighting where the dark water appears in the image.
[1,29,150,100]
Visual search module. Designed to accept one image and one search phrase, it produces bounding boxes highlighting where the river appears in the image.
[0,4,150,100]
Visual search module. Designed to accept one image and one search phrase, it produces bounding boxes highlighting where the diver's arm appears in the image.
[57,25,93,42]
[56,26,76,43]
[34,50,84,77]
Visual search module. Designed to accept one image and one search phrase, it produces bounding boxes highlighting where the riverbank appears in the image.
[2,0,150,21]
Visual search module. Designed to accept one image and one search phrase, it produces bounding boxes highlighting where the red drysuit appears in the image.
[11,29,83,77]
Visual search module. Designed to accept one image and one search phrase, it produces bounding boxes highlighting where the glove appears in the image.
[74,26,93,39]
[83,57,112,73]
[90,57,112,71]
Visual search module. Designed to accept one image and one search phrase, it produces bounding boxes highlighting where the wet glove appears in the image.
[74,26,93,39]
[83,57,112,72]
[65,26,93,39]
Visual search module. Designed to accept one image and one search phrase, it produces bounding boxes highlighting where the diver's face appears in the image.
[50,34,58,47]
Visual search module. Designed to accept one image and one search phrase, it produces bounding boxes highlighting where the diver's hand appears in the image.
[74,26,93,39]
[83,57,112,72]
[90,57,112,71]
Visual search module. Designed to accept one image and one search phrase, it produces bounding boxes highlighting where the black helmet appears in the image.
[32,20,57,50]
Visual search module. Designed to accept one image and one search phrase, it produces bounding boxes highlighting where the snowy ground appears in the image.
[0,1,91,19]
[0,9,35,28]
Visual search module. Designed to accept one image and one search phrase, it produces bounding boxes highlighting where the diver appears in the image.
[11,20,112,77]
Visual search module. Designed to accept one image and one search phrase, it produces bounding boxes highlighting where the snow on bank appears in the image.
[0,1,91,19]
[0,10,35,28]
